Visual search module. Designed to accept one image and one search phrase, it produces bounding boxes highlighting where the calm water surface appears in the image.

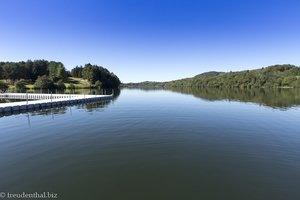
[0,88,300,200]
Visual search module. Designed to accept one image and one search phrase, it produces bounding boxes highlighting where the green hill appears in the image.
[0,60,121,90]
[165,65,300,88]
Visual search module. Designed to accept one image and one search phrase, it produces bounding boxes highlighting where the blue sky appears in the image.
[0,0,300,83]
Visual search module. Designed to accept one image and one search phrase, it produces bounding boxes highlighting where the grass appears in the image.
[2,80,37,90]
[2,77,92,91]
[65,77,91,89]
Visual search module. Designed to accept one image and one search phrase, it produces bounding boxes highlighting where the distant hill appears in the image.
[121,81,165,88]
[194,71,224,78]
[165,64,300,88]
[123,65,300,89]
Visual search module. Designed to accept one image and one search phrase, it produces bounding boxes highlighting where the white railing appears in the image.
[0,93,112,100]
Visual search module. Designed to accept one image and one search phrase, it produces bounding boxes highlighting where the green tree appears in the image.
[14,80,27,92]
[71,66,83,78]
[82,64,97,84]
[48,62,67,82]
[81,64,121,88]
[34,75,55,89]
[31,60,48,80]
[0,65,3,79]
[2,63,19,81]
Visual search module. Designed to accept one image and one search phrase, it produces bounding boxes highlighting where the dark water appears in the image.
[0,88,300,200]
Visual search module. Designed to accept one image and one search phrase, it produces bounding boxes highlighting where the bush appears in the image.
[14,80,27,92]
[34,75,55,89]
[0,81,8,92]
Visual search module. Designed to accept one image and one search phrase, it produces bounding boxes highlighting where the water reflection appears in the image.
[168,87,300,109]
[1,88,300,199]
[29,100,112,116]
[30,107,69,116]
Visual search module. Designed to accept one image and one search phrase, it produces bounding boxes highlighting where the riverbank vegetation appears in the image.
[0,60,121,91]
[122,81,165,88]
[123,65,300,89]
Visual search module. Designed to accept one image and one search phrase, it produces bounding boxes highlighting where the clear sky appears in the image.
[0,0,300,83]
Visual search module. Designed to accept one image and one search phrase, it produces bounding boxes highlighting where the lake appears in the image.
[0,88,300,200]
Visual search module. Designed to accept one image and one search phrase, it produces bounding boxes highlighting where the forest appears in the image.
[71,64,120,88]
[0,60,121,91]
[123,64,300,89]
[164,65,300,88]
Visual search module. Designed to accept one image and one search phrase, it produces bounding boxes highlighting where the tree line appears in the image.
[164,65,300,88]
[121,64,300,89]
[0,60,67,82]
[0,60,120,91]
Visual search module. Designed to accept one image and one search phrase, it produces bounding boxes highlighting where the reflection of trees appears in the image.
[30,107,68,116]
[168,87,300,109]
[78,101,110,112]
[82,89,120,112]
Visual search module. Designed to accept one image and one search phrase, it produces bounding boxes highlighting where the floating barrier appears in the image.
[0,93,113,114]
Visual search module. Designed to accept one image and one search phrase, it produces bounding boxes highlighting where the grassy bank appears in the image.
[2,77,94,91]
[65,77,91,89]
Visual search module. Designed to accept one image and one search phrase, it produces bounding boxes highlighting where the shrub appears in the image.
[0,81,8,92]
[34,75,55,89]
[14,80,27,92]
